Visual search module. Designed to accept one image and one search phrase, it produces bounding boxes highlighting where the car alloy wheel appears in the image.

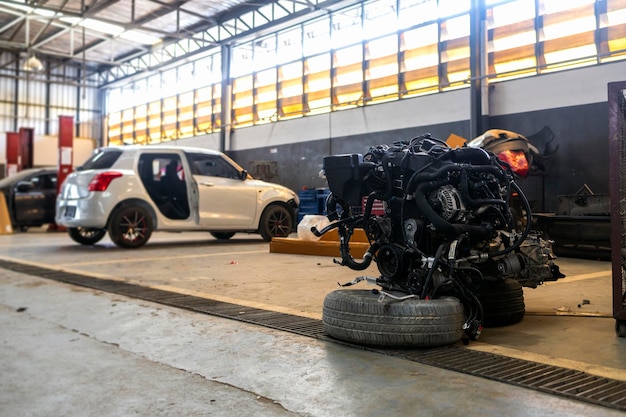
[108,205,153,249]
[259,204,293,241]
[68,227,107,245]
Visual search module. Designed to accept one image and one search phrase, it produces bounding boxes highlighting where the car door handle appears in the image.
[199,182,214,187]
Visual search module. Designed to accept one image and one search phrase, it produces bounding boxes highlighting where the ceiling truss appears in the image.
[0,0,353,87]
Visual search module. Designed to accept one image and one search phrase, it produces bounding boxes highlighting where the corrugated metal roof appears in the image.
[0,0,259,70]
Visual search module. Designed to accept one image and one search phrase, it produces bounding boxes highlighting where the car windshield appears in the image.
[77,149,122,171]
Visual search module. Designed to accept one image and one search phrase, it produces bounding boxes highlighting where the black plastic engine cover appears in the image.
[323,154,371,206]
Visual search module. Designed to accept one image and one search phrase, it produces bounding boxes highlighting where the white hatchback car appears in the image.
[56,145,300,248]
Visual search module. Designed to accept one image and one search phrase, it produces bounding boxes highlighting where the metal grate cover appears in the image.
[1,258,625,412]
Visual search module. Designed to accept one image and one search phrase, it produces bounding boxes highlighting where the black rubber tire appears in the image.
[68,227,106,245]
[211,232,236,240]
[259,204,293,242]
[616,320,626,338]
[322,289,465,348]
[475,278,525,327]
[107,205,153,249]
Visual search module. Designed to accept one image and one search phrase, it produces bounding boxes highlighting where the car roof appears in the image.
[0,167,57,187]
[101,145,223,156]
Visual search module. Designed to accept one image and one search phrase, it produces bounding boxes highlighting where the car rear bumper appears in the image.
[55,197,110,229]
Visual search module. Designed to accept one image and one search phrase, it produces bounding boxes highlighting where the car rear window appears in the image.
[78,149,123,170]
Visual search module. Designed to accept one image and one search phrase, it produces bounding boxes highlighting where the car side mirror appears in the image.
[16,181,34,192]
[240,170,248,181]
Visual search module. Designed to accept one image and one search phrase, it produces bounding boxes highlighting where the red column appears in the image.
[57,116,74,192]
[18,127,34,170]
[5,132,19,177]
[50,116,74,231]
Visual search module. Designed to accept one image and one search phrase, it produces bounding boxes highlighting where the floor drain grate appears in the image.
[1,258,625,412]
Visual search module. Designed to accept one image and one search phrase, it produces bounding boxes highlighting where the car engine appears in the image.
[314,134,563,340]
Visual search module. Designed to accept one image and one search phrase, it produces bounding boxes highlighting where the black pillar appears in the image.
[469,0,487,139]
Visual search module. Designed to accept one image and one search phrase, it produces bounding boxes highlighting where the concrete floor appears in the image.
[0,229,625,416]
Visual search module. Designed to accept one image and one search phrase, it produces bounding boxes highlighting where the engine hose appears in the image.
[337,224,381,270]
[414,181,494,240]
[420,243,446,299]
[363,192,386,222]
[486,180,532,258]
[377,153,394,200]
[324,193,352,222]
[405,162,507,198]
[458,170,507,209]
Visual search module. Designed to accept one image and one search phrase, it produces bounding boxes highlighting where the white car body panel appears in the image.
[195,174,257,228]
[55,145,299,247]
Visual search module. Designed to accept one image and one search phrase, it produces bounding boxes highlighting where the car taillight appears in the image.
[497,150,529,177]
[88,171,123,192]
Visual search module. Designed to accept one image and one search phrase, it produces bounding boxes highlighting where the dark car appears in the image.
[0,167,58,231]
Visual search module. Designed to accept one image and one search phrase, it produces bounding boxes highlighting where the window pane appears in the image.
[403,24,438,49]
[147,74,161,102]
[232,42,253,77]
[279,61,303,80]
[256,68,277,86]
[334,44,363,66]
[542,16,596,41]
[233,75,253,127]
[438,0,470,18]
[306,53,331,73]
[403,25,439,74]
[305,54,331,114]
[601,1,626,61]
[133,80,147,107]
[303,17,330,56]
[177,63,194,94]
[399,0,437,29]
[441,15,469,42]
[196,87,214,133]
[279,62,303,102]
[254,35,277,71]
[256,84,277,109]
[541,0,595,15]
[108,89,123,113]
[364,0,397,39]
[277,27,303,64]
[334,45,363,87]
[489,0,535,29]
[368,35,398,59]
[148,100,162,143]
[332,5,362,48]
[194,55,221,86]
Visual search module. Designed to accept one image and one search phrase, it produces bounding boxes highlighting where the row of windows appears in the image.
[107,0,626,145]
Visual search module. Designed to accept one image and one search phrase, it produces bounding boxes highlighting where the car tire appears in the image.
[259,204,293,242]
[211,232,236,240]
[322,289,465,348]
[475,278,525,327]
[107,205,153,249]
[68,227,106,245]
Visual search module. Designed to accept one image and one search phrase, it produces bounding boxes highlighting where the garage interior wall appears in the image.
[0,0,624,213]
[224,60,624,213]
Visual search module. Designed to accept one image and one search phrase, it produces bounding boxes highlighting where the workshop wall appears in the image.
[225,61,624,213]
